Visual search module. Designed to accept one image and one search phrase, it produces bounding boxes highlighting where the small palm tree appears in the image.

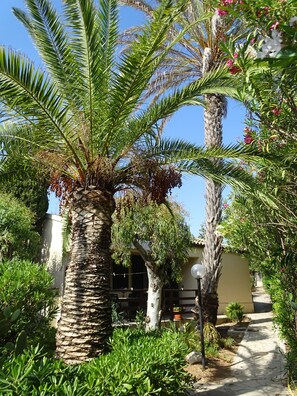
[0,0,246,363]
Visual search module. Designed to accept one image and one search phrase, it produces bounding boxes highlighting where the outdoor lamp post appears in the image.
[191,263,206,369]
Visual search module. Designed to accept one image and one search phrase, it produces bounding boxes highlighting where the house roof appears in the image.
[191,237,205,247]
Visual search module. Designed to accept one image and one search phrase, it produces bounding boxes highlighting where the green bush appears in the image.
[219,336,235,350]
[0,193,40,260]
[178,321,220,358]
[0,329,191,395]
[0,306,28,356]
[266,275,297,382]
[0,259,57,349]
[225,302,244,323]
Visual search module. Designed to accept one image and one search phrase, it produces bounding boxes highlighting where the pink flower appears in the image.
[227,58,241,74]
[280,267,285,273]
[223,203,229,208]
[244,134,254,144]
[233,52,238,58]
[272,108,282,116]
[250,38,255,45]
[270,21,279,30]
[217,8,228,16]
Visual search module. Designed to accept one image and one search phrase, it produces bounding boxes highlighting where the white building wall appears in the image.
[41,214,66,291]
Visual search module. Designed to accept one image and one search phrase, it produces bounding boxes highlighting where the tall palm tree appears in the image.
[121,0,242,323]
[0,0,243,363]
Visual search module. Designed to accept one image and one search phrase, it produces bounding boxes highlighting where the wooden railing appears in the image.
[111,288,197,320]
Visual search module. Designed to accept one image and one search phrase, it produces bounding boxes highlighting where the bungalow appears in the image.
[41,214,254,321]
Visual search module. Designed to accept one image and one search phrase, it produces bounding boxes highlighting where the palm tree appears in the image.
[120,0,242,324]
[0,0,243,363]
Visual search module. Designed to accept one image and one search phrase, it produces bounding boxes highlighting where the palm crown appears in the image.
[121,0,242,98]
[0,0,227,192]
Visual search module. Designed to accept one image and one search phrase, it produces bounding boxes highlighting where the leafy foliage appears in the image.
[1,174,49,228]
[112,199,192,284]
[0,259,57,350]
[0,193,40,261]
[0,151,49,230]
[0,329,191,395]
[218,0,297,382]
[0,307,27,356]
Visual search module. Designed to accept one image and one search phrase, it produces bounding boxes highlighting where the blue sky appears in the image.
[0,0,246,236]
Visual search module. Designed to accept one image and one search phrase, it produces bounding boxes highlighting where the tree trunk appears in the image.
[201,48,225,325]
[202,291,219,325]
[145,264,163,331]
[56,187,115,364]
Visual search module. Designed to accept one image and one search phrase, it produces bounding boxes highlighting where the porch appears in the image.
[111,288,197,321]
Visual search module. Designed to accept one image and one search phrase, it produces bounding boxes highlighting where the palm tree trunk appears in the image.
[56,187,115,364]
[202,91,224,325]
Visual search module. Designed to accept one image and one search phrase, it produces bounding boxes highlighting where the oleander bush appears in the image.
[0,328,191,395]
[0,259,57,351]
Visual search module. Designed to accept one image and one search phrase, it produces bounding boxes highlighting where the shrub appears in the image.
[0,306,27,356]
[225,302,244,323]
[0,259,57,349]
[0,193,40,260]
[135,309,146,329]
[111,302,124,324]
[219,336,235,350]
[0,329,191,395]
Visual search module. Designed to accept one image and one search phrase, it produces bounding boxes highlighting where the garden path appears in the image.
[189,284,290,395]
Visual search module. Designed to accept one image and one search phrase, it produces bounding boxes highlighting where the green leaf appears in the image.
[4,341,15,351]
[0,319,10,335]
[11,309,21,322]
[15,330,27,356]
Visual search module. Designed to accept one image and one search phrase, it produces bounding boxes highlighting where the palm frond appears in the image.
[63,0,106,152]
[102,0,189,153]
[119,0,154,16]
[98,0,119,75]
[126,67,238,144]
[146,137,280,166]
[13,0,81,111]
[0,47,84,170]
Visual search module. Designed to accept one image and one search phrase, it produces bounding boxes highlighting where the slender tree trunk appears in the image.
[133,241,163,331]
[201,48,224,325]
[56,187,115,364]
[145,263,163,331]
